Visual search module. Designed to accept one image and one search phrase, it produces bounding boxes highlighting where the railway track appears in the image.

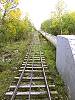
[5,32,61,100]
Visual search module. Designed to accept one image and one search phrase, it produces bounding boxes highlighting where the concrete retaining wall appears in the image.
[57,35,75,100]
[40,31,57,47]
[40,31,75,100]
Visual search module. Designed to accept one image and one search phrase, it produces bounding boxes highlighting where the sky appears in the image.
[18,0,75,29]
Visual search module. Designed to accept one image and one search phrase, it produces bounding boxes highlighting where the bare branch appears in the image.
[0,0,7,4]
[10,5,17,9]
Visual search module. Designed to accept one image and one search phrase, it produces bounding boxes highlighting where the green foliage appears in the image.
[41,20,51,33]
[0,0,19,23]
[41,12,75,35]
[0,34,32,99]
[1,0,19,11]
[0,8,33,42]
[62,12,75,34]
[0,0,33,43]
[41,18,60,35]
[0,70,14,99]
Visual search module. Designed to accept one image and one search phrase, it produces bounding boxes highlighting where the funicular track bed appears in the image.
[5,32,63,100]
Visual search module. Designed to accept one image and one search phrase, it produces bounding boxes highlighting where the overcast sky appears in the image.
[18,0,75,29]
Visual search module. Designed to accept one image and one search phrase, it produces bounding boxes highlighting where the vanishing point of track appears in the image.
[5,32,60,100]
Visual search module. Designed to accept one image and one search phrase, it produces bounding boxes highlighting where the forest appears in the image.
[41,0,75,35]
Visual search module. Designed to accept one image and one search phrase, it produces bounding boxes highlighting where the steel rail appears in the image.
[40,50,51,100]
[10,45,32,100]
[29,45,34,100]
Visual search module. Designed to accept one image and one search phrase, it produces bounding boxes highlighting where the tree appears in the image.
[41,18,60,35]
[0,0,19,22]
[41,20,51,33]
[56,0,65,34]
[7,8,21,20]
[0,0,34,43]
[41,12,75,35]
[62,12,75,34]
[0,7,33,42]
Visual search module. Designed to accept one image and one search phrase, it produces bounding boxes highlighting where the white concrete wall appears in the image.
[40,31,57,47]
[57,35,75,100]
[40,31,75,100]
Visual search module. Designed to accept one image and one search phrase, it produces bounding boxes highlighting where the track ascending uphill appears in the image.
[5,32,61,100]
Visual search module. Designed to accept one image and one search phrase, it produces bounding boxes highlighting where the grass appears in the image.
[0,32,69,99]
[39,34,69,100]
[0,34,32,99]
